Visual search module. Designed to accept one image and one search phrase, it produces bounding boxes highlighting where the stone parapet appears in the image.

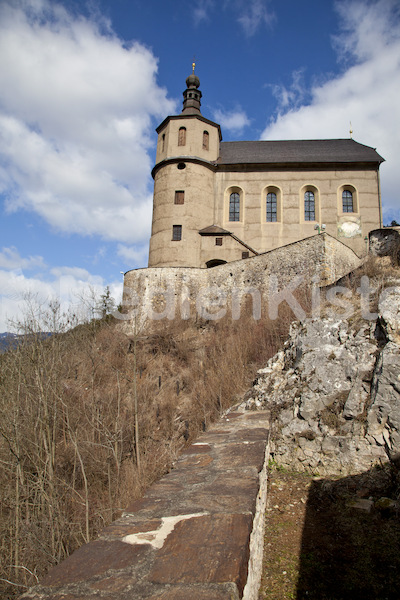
[21,411,270,600]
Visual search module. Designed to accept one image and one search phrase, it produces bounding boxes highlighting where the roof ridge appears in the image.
[221,138,361,144]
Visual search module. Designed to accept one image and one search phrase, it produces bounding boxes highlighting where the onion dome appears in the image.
[182,62,202,114]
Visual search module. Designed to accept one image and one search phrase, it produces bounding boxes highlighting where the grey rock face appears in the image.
[378,286,400,343]
[242,289,400,476]
[368,342,400,454]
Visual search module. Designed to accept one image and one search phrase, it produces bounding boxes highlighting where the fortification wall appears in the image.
[120,233,361,332]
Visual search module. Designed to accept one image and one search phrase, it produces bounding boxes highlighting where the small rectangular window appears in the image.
[175,191,185,205]
[215,237,222,246]
[242,251,249,259]
[172,225,182,241]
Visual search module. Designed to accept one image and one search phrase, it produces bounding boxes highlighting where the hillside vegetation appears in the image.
[0,297,296,598]
[3,256,395,598]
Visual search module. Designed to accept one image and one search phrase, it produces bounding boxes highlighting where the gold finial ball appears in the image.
[192,61,195,73]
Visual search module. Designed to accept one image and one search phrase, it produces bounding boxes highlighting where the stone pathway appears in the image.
[22,410,270,600]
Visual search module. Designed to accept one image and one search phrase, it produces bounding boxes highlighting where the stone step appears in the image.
[21,410,270,600]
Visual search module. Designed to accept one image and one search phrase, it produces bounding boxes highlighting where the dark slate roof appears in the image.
[198,225,231,235]
[218,139,384,165]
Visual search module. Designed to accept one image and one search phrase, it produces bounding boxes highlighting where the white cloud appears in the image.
[332,0,400,63]
[0,257,123,332]
[260,0,400,220]
[267,69,308,112]
[117,243,149,268]
[212,107,251,134]
[192,0,274,35]
[0,246,46,270]
[0,0,175,243]
[193,0,215,24]
[236,0,275,37]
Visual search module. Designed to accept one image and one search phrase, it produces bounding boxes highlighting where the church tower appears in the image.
[148,65,221,268]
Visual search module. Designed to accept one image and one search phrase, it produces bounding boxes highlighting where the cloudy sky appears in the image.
[0,0,399,330]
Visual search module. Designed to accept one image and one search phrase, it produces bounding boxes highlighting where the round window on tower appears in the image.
[177,162,186,170]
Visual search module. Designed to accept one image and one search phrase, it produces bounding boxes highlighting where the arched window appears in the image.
[161,133,165,152]
[229,192,240,221]
[266,192,277,222]
[304,191,315,221]
[342,190,354,212]
[178,127,186,146]
[203,130,209,150]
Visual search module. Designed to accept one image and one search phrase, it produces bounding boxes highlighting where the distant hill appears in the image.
[0,332,22,353]
[0,332,51,353]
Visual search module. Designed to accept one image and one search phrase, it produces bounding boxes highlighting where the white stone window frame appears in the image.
[225,186,244,223]
[300,184,320,223]
[263,185,282,223]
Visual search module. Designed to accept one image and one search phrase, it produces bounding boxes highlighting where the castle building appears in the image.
[148,66,384,268]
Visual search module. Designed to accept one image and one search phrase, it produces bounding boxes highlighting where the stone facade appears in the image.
[148,68,384,269]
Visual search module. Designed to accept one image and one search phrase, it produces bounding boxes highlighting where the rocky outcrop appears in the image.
[242,285,400,476]
[369,227,400,261]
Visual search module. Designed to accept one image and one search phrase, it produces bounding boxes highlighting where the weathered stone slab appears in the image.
[216,440,267,471]
[183,442,212,454]
[149,513,252,594]
[21,410,269,600]
[144,583,241,600]
[40,540,147,586]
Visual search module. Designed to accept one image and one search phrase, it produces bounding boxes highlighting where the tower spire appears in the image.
[182,62,202,115]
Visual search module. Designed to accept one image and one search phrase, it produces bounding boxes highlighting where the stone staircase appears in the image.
[21,410,270,600]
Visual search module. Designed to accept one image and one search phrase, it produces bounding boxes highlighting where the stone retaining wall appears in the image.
[120,233,361,332]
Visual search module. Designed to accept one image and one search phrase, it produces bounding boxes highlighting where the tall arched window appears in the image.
[304,191,315,221]
[203,130,209,150]
[178,127,186,146]
[342,190,354,212]
[266,192,277,222]
[229,192,240,221]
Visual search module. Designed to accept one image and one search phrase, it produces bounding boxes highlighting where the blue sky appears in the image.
[1,0,400,330]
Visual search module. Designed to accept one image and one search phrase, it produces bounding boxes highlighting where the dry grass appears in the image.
[0,297,299,598]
